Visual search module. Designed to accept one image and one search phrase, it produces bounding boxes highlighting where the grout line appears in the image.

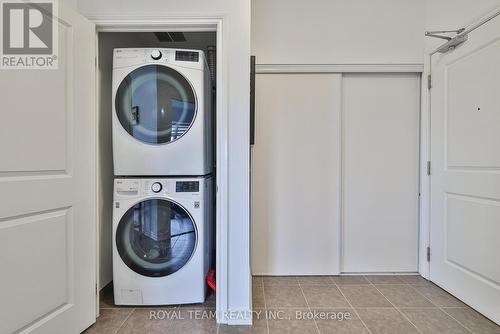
[260,278,270,334]
[438,306,471,309]
[335,282,374,334]
[113,308,135,334]
[367,279,425,334]
[404,284,439,306]
[437,307,475,333]
[297,281,321,334]
[405,283,473,333]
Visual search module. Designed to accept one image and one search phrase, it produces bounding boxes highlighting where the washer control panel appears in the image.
[115,180,139,195]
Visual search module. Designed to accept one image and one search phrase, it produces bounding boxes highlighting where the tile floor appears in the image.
[84,275,500,334]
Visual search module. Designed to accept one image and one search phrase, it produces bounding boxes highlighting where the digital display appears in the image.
[175,51,199,62]
[176,181,200,192]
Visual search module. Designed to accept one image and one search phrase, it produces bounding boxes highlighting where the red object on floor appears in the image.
[206,269,216,292]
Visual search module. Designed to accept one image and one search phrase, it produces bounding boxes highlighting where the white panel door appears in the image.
[430,14,500,325]
[342,74,420,273]
[252,74,341,275]
[0,4,96,334]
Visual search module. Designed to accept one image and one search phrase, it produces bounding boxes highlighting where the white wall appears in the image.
[252,0,425,64]
[78,0,251,322]
[425,0,500,33]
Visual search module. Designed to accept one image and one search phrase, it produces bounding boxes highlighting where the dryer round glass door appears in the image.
[115,64,197,144]
[116,198,197,277]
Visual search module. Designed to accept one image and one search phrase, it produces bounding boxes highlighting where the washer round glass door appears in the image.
[115,64,197,144]
[116,199,197,277]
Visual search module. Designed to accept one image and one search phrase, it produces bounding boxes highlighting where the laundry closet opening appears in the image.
[96,30,218,309]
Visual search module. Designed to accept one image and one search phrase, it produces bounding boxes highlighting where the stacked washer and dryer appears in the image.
[112,48,213,305]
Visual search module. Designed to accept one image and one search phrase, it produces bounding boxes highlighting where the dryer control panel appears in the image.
[113,48,206,71]
[115,179,139,196]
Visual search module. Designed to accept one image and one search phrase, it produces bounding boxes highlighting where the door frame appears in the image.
[89,15,229,323]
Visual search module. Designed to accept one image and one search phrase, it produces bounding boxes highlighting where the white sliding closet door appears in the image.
[341,74,420,273]
[252,74,341,275]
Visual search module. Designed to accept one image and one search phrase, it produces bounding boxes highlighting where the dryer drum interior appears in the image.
[116,198,197,278]
[115,64,197,145]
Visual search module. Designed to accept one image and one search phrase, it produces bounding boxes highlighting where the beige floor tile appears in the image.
[253,276,264,287]
[301,285,349,308]
[400,308,470,334]
[89,277,500,334]
[313,309,369,334]
[116,308,178,334]
[263,276,299,286]
[412,285,466,307]
[297,276,335,285]
[253,286,266,308]
[364,275,405,284]
[267,308,318,334]
[331,276,371,286]
[399,275,430,285]
[84,309,133,334]
[166,308,218,334]
[442,307,500,334]
[264,286,308,308]
[219,315,268,334]
[338,285,393,308]
[177,292,216,310]
[356,308,419,334]
[376,284,435,307]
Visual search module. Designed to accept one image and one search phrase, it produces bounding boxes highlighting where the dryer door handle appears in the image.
[131,106,139,125]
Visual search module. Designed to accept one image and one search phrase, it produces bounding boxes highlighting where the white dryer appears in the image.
[112,177,212,305]
[112,48,213,176]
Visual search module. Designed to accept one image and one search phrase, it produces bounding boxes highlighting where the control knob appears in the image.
[151,50,162,60]
[151,182,163,193]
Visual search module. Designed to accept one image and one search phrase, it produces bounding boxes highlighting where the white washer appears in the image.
[112,177,212,305]
[112,48,213,176]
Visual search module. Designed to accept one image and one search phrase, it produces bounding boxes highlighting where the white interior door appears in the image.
[341,74,420,273]
[430,13,500,325]
[0,4,97,334]
[252,74,341,275]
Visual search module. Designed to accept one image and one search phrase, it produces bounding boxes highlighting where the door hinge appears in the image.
[427,246,431,262]
[95,283,98,295]
[426,161,431,176]
[427,74,432,90]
